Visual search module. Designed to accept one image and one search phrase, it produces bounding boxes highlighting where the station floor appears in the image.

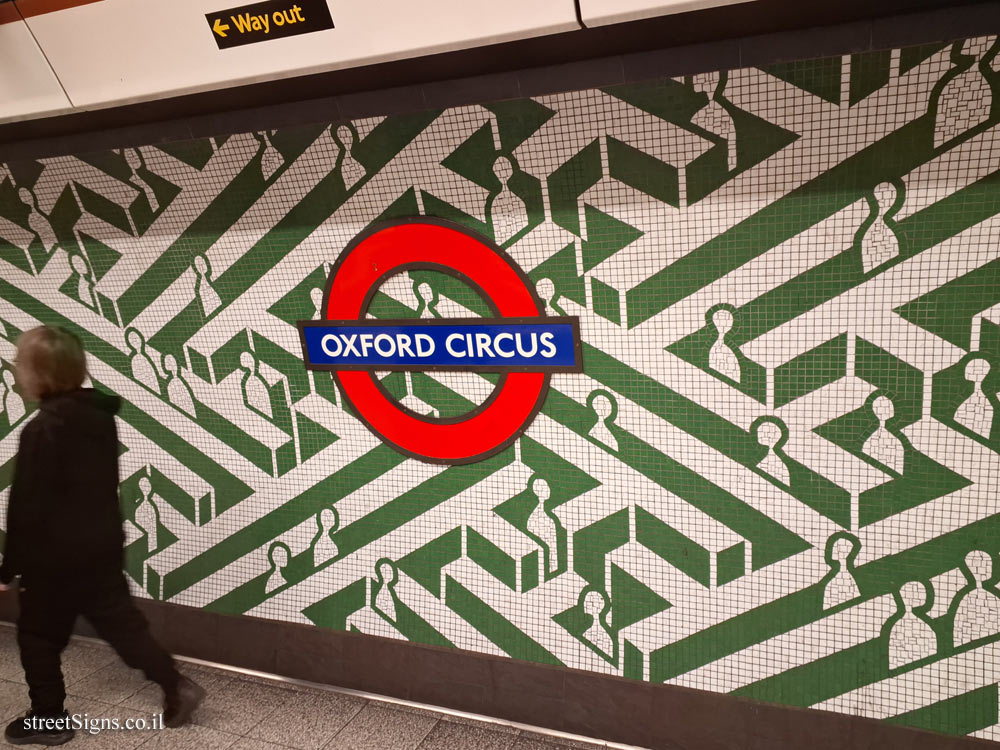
[0,624,637,750]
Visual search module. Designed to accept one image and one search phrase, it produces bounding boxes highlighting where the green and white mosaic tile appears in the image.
[2,35,1000,740]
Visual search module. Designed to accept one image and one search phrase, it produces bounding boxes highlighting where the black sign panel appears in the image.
[207,0,334,50]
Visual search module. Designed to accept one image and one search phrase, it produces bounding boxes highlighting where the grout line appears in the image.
[321,697,370,749]
[414,714,442,750]
[0,621,649,749]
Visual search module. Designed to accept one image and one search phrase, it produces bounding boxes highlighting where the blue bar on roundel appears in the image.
[299,318,582,372]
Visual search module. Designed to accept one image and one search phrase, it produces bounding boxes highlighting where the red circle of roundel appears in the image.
[326,220,547,464]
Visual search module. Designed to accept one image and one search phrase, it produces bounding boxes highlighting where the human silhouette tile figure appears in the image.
[754,419,790,486]
[240,351,273,419]
[933,38,994,147]
[311,507,339,568]
[126,328,161,395]
[588,391,620,453]
[399,371,439,418]
[708,307,741,383]
[888,581,937,670]
[863,395,905,475]
[373,559,400,623]
[258,131,284,181]
[1,370,25,427]
[310,287,324,319]
[264,542,290,594]
[414,282,438,319]
[18,187,57,254]
[335,125,366,190]
[955,357,994,439]
[535,277,565,316]
[163,354,196,417]
[134,476,160,554]
[860,183,902,274]
[691,72,738,171]
[124,148,160,214]
[823,534,862,611]
[70,254,97,311]
[488,156,528,246]
[527,476,560,575]
[582,589,615,660]
[193,254,222,318]
[953,550,1000,647]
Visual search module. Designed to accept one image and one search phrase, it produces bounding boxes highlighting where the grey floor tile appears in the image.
[382,701,452,722]
[123,665,221,712]
[228,740,299,750]
[0,631,627,750]
[214,669,314,692]
[0,632,117,692]
[550,737,612,749]
[62,641,118,687]
[68,659,153,705]
[132,723,241,750]
[325,703,438,750]
[417,720,519,750]
[514,733,607,750]
[193,675,296,736]
[0,627,26,684]
[172,662,228,683]
[121,681,164,715]
[128,668,292,736]
[510,737,568,750]
[0,678,28,722]
[429,713,520,736]
[250,690,367,750]
[61,694,116,715]
[383,700,522,736]
[121,664,220,715]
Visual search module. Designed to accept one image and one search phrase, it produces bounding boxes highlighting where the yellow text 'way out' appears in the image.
[207,0,334,48]
[224,4,305,36]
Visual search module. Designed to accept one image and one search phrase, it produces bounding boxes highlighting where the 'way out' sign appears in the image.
[206,0,334,49]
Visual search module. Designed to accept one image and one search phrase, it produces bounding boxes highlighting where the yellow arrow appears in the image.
[212,17,230,37]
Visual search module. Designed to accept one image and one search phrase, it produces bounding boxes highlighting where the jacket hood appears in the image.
[40,388,121,435]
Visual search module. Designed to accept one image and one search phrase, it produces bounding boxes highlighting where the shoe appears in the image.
[4,710,75,746]
[163,676,206,728]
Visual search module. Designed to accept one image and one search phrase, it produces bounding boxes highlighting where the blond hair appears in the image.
[15,326,87,400]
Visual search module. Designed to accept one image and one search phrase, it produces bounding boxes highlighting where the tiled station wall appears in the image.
[1,35,1000,741]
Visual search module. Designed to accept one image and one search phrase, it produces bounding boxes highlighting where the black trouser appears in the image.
[16,568,180,715]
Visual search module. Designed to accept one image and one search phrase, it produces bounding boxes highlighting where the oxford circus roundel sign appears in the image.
[298,219,583,464]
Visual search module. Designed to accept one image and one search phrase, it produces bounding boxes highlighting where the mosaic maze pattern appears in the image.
[2,36,1000,740]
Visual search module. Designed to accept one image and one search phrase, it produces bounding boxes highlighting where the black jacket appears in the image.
[0,389,125,584]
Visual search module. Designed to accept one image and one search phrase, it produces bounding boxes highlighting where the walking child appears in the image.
[0,326,204,745]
